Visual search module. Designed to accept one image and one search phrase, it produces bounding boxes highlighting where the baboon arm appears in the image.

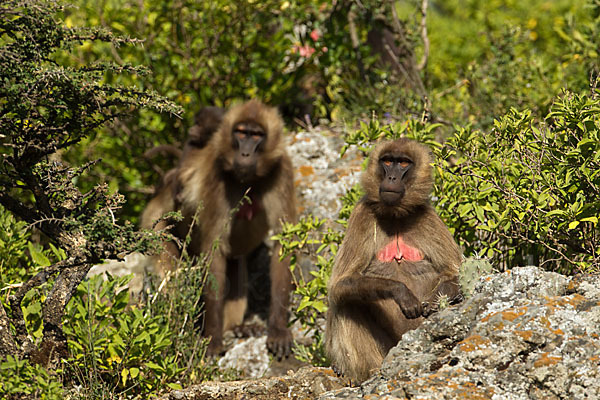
[264,155,297,228]
[267,242,293,359]
[203,252,228,356]
[423,207,463,272]
[329,203,375,278]
[330,275,422,319]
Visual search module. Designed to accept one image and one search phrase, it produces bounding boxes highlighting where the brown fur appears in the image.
[325,138,462,382]
[141,100,296,358]
[185,106,225,150]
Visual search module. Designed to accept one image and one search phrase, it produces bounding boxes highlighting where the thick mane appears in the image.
[361,138,433,218]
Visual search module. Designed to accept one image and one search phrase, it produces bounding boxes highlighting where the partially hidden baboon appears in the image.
[141,100,296,358]
[142,106,224,179]
[141,106,225,274]
[185,106,225,151]
[325,138,462,382]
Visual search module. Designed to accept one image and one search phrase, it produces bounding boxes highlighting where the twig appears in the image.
[347,8,366,79]
[434,79,469,99]
[417,0,430,71]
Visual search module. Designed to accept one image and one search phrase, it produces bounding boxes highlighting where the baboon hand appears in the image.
[267,326,293,360]
[394,288,423,319]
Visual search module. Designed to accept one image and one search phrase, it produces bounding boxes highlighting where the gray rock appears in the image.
[320,267,600,399]
[218,336,270,378]
[157,367,345,400]
[287,128,362,220]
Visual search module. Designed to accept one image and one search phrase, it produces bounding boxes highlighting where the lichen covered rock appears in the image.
[159,367,345,400]
[320,267,600,400]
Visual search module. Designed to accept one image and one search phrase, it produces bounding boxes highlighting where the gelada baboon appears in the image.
[325,138,462,382]
[185,106,225,151]
[145,106,225,158]
[141,100,296,358]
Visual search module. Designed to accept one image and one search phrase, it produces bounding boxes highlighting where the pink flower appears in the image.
[299,44,316,58]
[310,29,320,42]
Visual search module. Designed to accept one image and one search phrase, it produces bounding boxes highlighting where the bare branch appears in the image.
[417,0,430,71]
[347,8,366,79]
[0,304,17,357]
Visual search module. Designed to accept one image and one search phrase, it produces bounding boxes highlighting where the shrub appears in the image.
[0,355,63,400]
[0,0,178,383]
[63,274,183,396]
[436,91,600,272]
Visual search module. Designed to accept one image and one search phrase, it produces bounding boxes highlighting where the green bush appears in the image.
[64,274,182,397]
[0,355,63,400]
[274,216,342,366]
[436,91,600,272]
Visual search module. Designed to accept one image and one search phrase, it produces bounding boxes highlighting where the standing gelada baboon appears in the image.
[141,100,296,358]
[325,138,462,382]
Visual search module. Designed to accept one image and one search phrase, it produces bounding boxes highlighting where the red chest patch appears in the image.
[377,235,423,262]
[236,195,261,221]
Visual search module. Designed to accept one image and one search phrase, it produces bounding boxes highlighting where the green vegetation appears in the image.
[1,0,599,397]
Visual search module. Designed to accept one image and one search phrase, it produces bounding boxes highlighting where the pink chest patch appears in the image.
[377,235,423,262]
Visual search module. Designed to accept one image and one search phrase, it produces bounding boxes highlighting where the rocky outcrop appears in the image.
[158,367,345,400]
[320,267,600,399]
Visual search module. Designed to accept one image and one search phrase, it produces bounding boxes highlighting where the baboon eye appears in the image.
[234,132,246,140]
[383,160,392,166]
[399,160,411,168]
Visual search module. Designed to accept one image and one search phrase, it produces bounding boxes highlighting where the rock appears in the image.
[218,336,270,378]
[87,252,149,293]
[157,367,345,400]
[287,128,362,220]
[319,267,600,399]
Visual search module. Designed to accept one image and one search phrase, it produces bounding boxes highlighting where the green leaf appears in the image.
[129,367,140,379]
[27,242,50,267]
[167,383,183,390]
[121,368,129,386]
[145,361,164,373]
[297,297,312,312]
[546,209,566,218]
[311,300,327,313]
[580,216,598,225]
[474,205,485,222]
[568,221,580,230]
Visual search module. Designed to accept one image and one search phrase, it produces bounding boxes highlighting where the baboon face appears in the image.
[231,120,266,182]
[362,138,433,218]
[378,151,414,206]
